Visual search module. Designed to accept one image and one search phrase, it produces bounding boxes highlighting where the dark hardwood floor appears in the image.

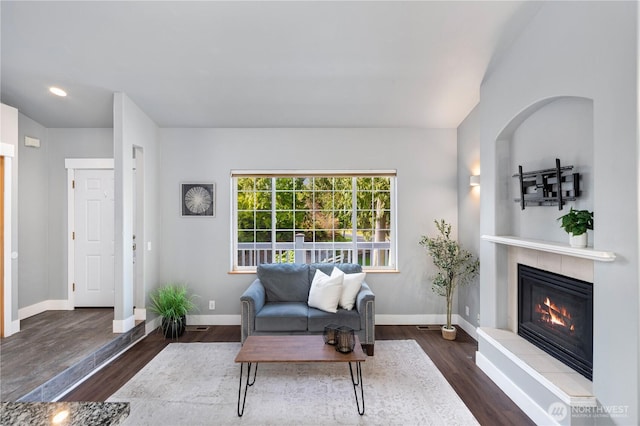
[376,326,535,426]
[62,325,534,426]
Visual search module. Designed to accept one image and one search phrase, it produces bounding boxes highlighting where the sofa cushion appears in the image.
[255,302,309,332]
[331,269,367,310]
[307,269,343,313]
[309,263,362,282]
[307,307,361,332]
[258,263,310,302]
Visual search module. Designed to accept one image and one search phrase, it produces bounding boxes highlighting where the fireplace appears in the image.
[518,264,593,380]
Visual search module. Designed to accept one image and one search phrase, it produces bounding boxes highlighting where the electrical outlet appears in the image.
[209,300,215,310]
[465,306,469,316]
[477,313,480,324]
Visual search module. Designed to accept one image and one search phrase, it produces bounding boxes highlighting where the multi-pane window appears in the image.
[231,171,397,271]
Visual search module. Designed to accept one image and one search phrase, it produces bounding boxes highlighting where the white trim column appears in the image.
[1,143,15,336]
[113,93,135,333]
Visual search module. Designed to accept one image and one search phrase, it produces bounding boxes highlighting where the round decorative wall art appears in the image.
[181,183,215,217]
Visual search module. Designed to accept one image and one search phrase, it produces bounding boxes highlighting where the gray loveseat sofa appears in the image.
[240,263,375,355]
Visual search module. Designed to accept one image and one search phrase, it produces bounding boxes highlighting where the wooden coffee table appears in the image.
[234,335,366,416]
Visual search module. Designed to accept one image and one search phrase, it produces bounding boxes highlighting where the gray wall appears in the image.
[477,1,638,423]
[508,97,594,242]
[47,129,113,301]
[113,93,160,324]
[158,128,458,320]
[16,98,161,330]
[455,95,596,335]
[15,124,113,308]
[17,114,48,306]
[14,122,460,323]
[18,114,50,307]
[456,104,480,328]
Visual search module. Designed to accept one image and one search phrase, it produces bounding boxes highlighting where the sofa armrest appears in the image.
[356,282,375,311]
[240,279,266,343]
[356,282,375,346]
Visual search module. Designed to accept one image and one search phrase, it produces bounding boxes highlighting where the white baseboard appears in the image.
[152,314,478,339]
[476,351,554,425]
[112,315,135,333]
[146,316,161,335]
[18,299,72,320]
[375,314,478,340]
[455,315,478,340]
[10,319,20,335]
[184,314,455,328]
[134,308,146,321]
[375,314,445,325]
[146,315,241,333]
[186,315,240,326]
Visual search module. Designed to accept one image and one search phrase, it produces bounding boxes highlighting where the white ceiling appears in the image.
[1,1,539,129]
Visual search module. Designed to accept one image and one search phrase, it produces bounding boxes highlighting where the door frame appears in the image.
[1,143,14,337]
[66,159,114,308]
[133,146,145,321]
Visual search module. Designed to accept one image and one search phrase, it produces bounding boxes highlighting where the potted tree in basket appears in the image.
[419,219,479,341]
[557,208,593,248]
[149,284,197,339]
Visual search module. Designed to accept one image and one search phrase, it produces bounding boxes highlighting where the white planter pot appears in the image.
[569,232,587,248]
[441,325,457,341]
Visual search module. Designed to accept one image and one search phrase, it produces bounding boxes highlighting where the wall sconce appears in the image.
[469,175,481,187]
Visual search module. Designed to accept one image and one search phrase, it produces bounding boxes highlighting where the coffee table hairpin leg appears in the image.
[237,362,258,417]
[349,361,365,415]
[238,361,362,416]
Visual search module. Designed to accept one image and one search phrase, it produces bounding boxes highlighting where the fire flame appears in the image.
[535,297,575,332]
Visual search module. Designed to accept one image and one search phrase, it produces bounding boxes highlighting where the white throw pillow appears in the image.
[308,269,344,313]
[332,268,366,310]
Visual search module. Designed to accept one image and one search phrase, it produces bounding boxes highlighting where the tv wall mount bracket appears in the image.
[513,158,580,210]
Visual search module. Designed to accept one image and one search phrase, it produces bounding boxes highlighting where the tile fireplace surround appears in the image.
[478,236,615,426]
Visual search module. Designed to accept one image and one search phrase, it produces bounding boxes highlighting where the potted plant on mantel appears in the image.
[149,284,198,339]
[419,219,479,341]
[557,207,594,248]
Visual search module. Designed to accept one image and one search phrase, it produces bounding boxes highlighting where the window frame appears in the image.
[230,169,397,272]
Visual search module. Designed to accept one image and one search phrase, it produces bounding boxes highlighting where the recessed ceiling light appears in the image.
[49,87,67,97]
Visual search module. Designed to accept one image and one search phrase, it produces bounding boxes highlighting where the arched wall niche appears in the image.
[493,95,594,242]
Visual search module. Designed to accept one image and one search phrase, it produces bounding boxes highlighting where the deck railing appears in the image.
[237,234,390,267]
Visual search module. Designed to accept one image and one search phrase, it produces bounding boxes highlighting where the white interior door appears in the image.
[74,169,115,307]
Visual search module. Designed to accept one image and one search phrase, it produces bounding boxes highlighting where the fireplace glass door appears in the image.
[518,264,593,380]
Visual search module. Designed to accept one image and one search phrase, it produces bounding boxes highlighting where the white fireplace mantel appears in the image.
[482,235,616,262]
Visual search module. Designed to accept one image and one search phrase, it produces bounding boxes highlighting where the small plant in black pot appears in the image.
[557,208,593,248]
[149,284,197,339]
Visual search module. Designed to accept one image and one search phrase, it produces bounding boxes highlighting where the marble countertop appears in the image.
[1,402,129,426]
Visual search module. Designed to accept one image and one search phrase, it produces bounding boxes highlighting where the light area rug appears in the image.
[108,340,479,426]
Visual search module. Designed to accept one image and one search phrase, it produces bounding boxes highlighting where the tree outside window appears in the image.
[233,172,396,271]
